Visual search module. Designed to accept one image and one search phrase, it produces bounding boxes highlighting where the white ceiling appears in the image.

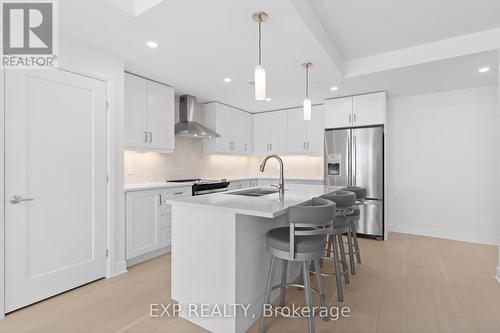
[60,0,499,113]
[308,0,500,60]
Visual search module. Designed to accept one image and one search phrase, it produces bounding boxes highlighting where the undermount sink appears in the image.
[226,187,279,197]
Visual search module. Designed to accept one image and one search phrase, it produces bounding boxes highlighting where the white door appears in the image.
[324,96,353,129]
[126,190,162,259]
[253,113,270,155]
[124,73,148,148]
[147,81,175,152]
[352,92,386,126]
[5,69,107,312]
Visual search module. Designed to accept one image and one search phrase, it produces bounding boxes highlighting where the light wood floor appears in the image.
[1,232,499,333]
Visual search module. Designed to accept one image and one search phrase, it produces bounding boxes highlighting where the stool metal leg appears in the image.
[313,259,329,321]
[337,234,350,284]
[302,261,315,333]
[346,226,356,275]
[326,234,332,258]
[259,256,275,333]
[279,259,288,306]
[331,234,344,302]
[351,221,362,263]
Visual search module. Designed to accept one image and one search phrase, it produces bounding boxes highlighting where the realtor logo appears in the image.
[1,0,58,67]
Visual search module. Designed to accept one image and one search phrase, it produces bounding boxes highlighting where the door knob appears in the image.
[9,195,34,204]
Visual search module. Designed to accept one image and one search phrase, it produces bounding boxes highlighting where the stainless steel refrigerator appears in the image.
[324,126,384,239]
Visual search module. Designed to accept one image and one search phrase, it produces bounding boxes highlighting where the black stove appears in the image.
[167,178,230,196]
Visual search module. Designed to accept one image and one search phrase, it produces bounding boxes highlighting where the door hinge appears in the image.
[106,175,110,183]
[106,249,109,257]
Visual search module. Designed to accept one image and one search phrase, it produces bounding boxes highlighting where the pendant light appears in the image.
[253,11,268,101]
[303,62,313,120]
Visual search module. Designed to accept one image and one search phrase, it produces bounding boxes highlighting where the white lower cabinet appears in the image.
[126,187,191,262]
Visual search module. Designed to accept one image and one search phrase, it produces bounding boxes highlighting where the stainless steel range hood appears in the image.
[175,95,220,139]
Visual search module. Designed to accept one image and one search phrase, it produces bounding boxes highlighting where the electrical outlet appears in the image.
[127,165,135,175]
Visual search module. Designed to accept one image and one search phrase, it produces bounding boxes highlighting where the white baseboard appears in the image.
[496,266,500,284]
[389,224,499,245]
[126,246,170,268]
[110,260,128,277]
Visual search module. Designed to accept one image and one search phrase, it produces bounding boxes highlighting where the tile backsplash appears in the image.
[124,139,324,184]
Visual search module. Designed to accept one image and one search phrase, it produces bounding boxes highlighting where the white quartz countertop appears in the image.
[124,176,323,192]
[167,184,344,218]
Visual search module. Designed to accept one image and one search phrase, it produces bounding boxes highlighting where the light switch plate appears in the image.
[127,165,135,175]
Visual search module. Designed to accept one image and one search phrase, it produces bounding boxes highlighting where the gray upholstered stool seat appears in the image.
[259,197,335,333]
[267,227,325,254]
[346,186,367,200]
[349,208,360,217]
[333,216,351,228]
[322,190,356,208]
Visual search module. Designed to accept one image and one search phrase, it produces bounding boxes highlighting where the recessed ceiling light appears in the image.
[330,86,339,91]
[146,41,158,48]
[224,77,232,83]
[478,67,490,73]
[265,97,272,101]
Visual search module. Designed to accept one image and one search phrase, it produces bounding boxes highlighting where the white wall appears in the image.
[59,35,127,276]
[497,51,500,282]
[387,85,499,245]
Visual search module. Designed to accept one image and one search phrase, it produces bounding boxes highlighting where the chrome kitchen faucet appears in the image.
[259,154,285,195]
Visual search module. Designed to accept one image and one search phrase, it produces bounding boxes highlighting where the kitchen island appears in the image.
[168,184,344,333]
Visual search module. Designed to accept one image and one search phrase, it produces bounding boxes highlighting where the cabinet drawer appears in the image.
[164,187,192,199]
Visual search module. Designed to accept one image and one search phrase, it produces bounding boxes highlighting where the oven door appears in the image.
[193,182,230,196]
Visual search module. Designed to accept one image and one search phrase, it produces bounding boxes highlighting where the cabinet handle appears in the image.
[158,194,162,206]
[244,143,247,151]
[144,131,148,142]
[306,141,309,149]
[148,132,153,143]
[349,114,352,123]
[173,192,183,195]
[353,113,357,123]
[270,143,272,150]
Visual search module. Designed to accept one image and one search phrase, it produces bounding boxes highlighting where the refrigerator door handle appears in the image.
[347,133,352,186]
[353,135,357,186]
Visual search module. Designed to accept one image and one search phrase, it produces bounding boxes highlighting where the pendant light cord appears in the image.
[258,20,262,65]
[305,66,309,98]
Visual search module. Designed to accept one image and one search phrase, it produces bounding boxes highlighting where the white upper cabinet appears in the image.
[286,108,308,154]
[203,102,253,155]
[253,111,287,155]
[286,105,324,155]
[235,111,253,154]
[352,92,386,126]
[125,74,148,146]
[306,105,325,155]
[147,80,175,151]
[324,92,386,129]
[269,110,287,154]
[324,96,353,129]
[124,73,175,153]
[252,112,270,155]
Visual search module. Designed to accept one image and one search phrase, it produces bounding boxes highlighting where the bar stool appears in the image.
[345,186,365,264]
[321,190,358,274]
[259,197,335,333]
[322,216,351,301]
